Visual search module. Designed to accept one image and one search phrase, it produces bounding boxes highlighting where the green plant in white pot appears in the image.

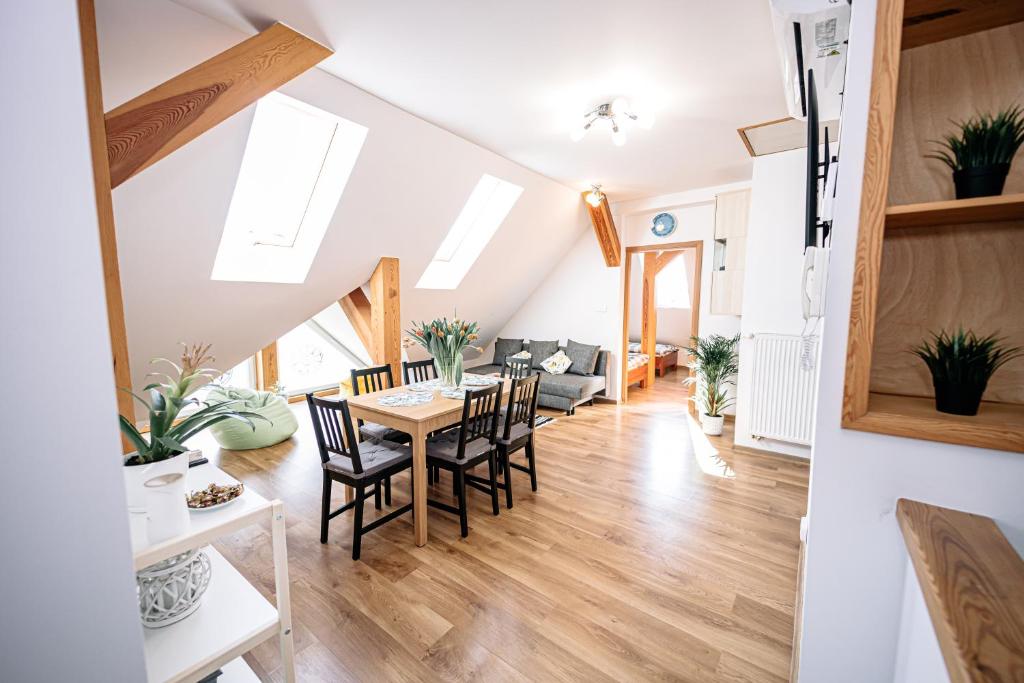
[684,334,739,436]
[121,343,266,536]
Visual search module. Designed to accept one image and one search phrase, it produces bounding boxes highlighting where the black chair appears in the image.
[501,355,533,379]
[306,395,414,560]
[425,384,502,537]
[403,358,436,385]
[495,373,541,508]
[350,365,411,445]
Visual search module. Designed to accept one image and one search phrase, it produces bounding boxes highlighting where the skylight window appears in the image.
[211,93,367,283]
[416,174,523,289]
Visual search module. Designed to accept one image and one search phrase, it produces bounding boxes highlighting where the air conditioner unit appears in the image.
[769,0,850,121]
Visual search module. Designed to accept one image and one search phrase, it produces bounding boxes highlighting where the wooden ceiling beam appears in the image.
[653,249,682,275]
[583,193,621,267]
[104,22,331,187]
[338,287,373,353]
[368,258,402,383]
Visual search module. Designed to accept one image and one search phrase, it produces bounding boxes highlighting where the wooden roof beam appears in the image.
[104,22,331,187]
[583,193,621,267]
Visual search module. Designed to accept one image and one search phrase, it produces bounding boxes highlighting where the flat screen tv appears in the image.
[805,68,819,252]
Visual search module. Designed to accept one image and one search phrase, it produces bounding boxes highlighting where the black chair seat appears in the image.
[426,431,492,464]
[499,422,532,446]
[359,422,411,444]
[324,440,411,480]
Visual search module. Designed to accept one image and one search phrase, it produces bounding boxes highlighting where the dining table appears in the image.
[345,376,512,546]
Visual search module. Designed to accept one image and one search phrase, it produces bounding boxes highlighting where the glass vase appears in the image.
[434,351,463,388]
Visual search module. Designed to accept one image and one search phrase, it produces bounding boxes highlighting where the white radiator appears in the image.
[749,334,818,445]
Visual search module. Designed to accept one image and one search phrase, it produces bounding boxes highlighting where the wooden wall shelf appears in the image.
[902,0,1024,50]
[848,393,1024,453]
[896,498,1024,682]
[886,193,1024,230]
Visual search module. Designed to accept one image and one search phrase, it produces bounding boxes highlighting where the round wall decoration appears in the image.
[651,212,676,237]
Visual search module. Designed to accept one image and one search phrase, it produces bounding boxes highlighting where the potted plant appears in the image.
[684,334,739,435]
[911,327,1021,416]
[405,317,480,387]
[121,343,266,522]
[927,105,1024,199]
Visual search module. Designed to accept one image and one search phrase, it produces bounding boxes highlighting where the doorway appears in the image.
[620,241,703,403]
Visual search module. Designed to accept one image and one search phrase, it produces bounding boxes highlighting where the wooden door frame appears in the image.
[619,240,703,403]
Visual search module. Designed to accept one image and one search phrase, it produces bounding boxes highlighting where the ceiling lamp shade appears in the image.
[570,98,651,145]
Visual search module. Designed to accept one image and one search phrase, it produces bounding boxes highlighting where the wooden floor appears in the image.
[197,371,809,682]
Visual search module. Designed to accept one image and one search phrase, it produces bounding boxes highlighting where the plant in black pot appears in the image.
[911,328,1021,416]
[927,105,1024,199]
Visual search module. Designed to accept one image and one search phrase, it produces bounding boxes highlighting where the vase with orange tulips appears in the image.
[405,317,480,388]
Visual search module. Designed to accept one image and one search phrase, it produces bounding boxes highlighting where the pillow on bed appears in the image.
[540,350,572,375]
[565,339,600,376]
[628,341,642,353]
[493,338,523,365]
[528,340,559,368]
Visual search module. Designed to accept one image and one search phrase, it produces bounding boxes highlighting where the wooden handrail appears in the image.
[896,498,1024,683]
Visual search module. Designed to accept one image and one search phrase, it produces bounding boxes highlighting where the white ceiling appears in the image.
[172,0,788,201]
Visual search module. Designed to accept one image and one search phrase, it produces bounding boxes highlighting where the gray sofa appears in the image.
[466,341,609,415]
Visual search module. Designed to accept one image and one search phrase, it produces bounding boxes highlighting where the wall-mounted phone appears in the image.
[802,246,829,320]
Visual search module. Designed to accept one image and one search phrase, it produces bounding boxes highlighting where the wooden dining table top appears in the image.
[345,377,512,427]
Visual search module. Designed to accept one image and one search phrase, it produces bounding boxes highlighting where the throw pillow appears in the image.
[540,350,572,375]
[505,350,532,366]
[493,338,524,365]
[565,339,601,376]
[528,340,559,368]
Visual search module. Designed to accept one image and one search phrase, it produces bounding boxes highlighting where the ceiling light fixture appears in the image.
[585,184,605,207]
[570,98,653,145]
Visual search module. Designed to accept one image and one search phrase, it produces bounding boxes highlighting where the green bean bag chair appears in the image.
[207,386,298,450]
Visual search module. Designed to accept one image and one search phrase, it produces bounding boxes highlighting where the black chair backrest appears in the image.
[351,364,395,395]
[501,373,540,441]
[501,355,533,379]
[453,384,502,460]
[403,358,436,385]
[305,394,365,473]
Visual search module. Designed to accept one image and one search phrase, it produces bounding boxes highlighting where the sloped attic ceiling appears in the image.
[96,0,588,412]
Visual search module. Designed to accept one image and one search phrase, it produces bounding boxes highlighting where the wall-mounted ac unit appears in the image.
[769,0,850,122]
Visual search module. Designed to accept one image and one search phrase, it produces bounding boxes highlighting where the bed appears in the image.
[626,352,650,388]
[628,342,681,377]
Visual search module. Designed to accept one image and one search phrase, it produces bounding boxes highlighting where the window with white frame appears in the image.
[416,174,523,290]
[210,93,367,284]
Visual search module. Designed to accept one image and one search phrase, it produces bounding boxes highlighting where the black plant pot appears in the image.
[952,163,1010,199]
[932,379,986,416]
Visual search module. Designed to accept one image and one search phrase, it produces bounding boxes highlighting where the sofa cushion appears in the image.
[540,350,572,375]
[538,372,606,400]
[466,364,502,376]
[565,339,601,376]
[528,340,559,368]
[493,338,524,365]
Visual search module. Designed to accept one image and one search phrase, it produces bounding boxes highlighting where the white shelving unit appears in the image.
[131,464,294,683]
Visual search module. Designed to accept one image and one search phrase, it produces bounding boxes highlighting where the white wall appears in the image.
[892,558,949,683]
[733,148,813,458]
[96,0,588,415]
[797,1,1024,679]
[0,3,146,680]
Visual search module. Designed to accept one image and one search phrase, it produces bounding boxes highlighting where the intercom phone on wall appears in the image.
[802,246,829,321]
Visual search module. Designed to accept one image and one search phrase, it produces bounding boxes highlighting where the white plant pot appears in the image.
[701,414,725,436]
[123,451,193,542]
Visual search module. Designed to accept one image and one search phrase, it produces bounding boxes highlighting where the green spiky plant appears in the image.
[911,328,1021,416]
[927,105,1024,171]
[684,334,740,417]
[120,343,269,464]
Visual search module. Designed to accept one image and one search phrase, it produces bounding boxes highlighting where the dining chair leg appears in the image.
[352,486,365,561]
[527,438,538,492]
[452,469,459,497]
[374,480,382,510]
[500,447,514,509]
[320,472,332,544]
[384,476,392,506]
[487,453,500,516]
[455,469,468,537]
